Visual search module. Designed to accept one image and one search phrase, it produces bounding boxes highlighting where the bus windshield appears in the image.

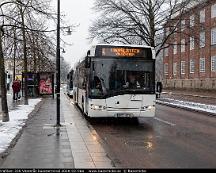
[90,58,155,98]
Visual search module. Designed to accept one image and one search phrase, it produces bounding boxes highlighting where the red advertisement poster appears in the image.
[39,73,52,95]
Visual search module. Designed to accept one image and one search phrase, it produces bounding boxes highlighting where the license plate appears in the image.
[116,113,133,117]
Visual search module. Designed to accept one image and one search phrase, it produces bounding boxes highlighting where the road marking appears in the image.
[154,117,176,126]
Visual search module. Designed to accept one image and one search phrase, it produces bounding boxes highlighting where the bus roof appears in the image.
[75,44,155,65]
[95,44,152,48]
[88,44,155,58]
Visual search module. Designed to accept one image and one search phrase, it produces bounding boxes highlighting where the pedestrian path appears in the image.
[0,98,74,168]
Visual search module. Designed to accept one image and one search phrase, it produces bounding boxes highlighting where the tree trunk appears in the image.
[20,8,28,105]
[0,26,9,122]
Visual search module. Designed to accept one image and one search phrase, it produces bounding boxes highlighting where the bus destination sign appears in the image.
[99,47,151,58]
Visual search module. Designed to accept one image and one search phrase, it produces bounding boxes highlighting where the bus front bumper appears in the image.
[88,108,155,118]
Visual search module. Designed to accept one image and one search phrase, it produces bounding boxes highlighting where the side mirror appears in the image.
[156,82,163,93]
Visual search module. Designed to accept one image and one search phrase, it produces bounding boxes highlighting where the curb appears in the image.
[0,98,44,166]
[156,100,216,117]
[64,93,117,168]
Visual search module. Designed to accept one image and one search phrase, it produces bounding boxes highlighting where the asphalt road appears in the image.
[88,104,216,168]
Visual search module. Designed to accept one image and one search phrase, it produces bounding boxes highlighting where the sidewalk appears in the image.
[0,98,74,168]
[161,89,216,105]
[158,89,216,116]
[0,93,114,168]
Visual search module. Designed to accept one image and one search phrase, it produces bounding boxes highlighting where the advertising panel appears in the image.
[39,73,53,95]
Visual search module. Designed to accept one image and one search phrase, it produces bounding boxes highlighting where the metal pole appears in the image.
[56,0,61,126]
[13,28,16,101]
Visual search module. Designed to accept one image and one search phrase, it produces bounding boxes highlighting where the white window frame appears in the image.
[173,62,177,76]
[181,61,186,74]
[211,56,216,72]
[200,9,205,23]
[165,27,170,36]
[181,39,185,52]
[190,15,195,27]
[181,20,185,31]
[190,59,195,73]
[200,31,205,48]
[164,63,168,75]
[199,58,205,73]
[211,27,216,45]
[211,4,216,18]
[164,47,168,57]
[173,42,177,54]
[190,37,195,50]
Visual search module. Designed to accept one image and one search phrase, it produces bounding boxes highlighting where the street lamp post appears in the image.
[56,0,61,126]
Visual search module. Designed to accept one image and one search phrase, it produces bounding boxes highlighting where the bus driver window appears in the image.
[91,76,103,96]
[123,72,141,89]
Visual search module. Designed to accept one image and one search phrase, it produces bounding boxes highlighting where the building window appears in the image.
[200,31,205,48]
[164,46,168,57]
[165,27,170,36]
[181,20,185,31]
[173,63,177,76]
[190,59,195,73]
[173,42,177,54]
[164,63,168,75]
[181,61,186,74]
[190,15,195,27]
[211,4,216,18]
[200,9,205,23]
[211,56,216,72]
[190,37,195,50]
[200,58,205,72]
[181,39,185,52]
[211,27,216,45]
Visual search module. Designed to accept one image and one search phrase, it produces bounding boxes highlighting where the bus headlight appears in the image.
[90,104,106,110]
[141,105,155,111]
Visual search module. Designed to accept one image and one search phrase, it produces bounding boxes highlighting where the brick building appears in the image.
[163,0,216,90]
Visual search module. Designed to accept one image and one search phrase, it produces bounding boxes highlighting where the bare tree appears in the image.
[0,0,60,121]
[89,0,203,56]
[60,56,71,83]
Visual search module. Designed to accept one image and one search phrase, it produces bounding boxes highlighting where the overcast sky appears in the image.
[52,0,97,68]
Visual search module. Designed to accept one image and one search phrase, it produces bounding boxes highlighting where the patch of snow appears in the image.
[157,98,216,115]
[0,98,41,154]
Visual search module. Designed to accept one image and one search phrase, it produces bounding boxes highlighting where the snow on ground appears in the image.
[157,98,216,115]
[0,98,42,154]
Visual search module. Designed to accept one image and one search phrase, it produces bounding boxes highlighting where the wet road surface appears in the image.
[88,104,216,168]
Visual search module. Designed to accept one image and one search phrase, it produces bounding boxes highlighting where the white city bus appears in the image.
[73,44,158,118]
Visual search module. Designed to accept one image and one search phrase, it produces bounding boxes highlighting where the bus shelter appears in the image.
[22,72,54,98]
